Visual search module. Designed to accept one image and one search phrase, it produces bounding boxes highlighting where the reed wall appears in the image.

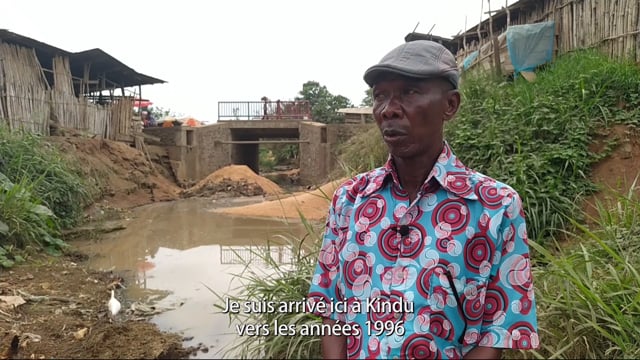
[457,0,640,72]
[0,41,133,140]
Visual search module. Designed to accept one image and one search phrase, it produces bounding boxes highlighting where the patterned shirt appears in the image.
[307,141,539,359]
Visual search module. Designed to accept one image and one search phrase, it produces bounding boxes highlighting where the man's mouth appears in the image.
[382,128,408,140]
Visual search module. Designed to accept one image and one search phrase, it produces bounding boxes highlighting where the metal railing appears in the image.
[218,100,312,121]
[220,245,295,265]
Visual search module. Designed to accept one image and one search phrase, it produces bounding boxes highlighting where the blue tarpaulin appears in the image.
[506,21,556,73]
[462,50,479,70]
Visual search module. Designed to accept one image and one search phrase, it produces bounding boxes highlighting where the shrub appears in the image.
[0,127,93,229]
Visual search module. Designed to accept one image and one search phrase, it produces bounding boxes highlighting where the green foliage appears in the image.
[333,126,387,177]
[361,88,373,107]
[0,127,95,229]
[0,126,93,267]
[0,172,67,267]
[146,106,182,120]
[519,181,640,359]
[334,50,640,241]
[296,81,353,124]
[259,147,277,172]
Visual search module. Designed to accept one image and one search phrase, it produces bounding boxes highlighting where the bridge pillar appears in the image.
[299,122,328,185]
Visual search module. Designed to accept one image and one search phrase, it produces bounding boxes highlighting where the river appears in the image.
[74,197,310,359]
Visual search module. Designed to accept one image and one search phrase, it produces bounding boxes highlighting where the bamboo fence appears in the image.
[51,56,111,138]
[110,96,134,139]
[1,42,135,140]
[457,0,640,74]
[0,42,50,134]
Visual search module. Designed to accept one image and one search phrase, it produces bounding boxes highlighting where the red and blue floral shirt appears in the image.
[307,141,539,359]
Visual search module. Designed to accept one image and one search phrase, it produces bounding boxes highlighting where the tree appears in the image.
[361,88,373,107]
[146,106,182,121]
[295,81,353,124]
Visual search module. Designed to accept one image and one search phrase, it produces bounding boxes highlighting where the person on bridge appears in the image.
[307,40,539,359]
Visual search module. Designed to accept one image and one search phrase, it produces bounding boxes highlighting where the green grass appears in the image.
[335,49,640,242]
[517,178,640,359]
[210,214,324,359]
[0,126,95,267]
[0,126,95,228]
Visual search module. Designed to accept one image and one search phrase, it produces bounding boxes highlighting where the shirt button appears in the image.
[394,312,401,319]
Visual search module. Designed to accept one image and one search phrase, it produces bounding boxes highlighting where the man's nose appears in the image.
[380,96,402,120]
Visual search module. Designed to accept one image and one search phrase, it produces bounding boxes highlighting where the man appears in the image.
[307,40,539,359]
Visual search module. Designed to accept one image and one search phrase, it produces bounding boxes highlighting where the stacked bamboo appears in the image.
[0,42,50,134]
[51,56,115,138]
[83,101,110,138]
[110,96,134,140]
[459,0,640,74]
[51,56,84,133]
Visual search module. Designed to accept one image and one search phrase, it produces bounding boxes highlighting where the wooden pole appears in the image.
[488,0,503,78]
[506,0,510,27]
[478,0,484,48]
[138,84,142,115]
[463,16,468,58]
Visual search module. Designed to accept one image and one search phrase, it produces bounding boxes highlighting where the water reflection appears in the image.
[74,198,306,359]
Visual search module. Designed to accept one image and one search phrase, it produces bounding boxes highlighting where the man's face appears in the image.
[372,74,459,160]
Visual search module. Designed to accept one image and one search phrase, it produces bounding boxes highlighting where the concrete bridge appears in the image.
[144,119,372,186]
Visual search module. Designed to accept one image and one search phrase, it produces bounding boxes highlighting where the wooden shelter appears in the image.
[404,32,460,54]
[0,29,166,140]
[453,0,640,76]
[337,107,373,124]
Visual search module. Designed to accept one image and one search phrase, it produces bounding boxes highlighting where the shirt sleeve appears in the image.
[478,189,540,350]
[307,187,344,322]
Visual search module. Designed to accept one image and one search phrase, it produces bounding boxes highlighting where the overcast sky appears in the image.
[5,0,517,122]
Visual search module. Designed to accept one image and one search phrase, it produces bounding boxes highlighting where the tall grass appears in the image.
[0,126,92,266]
[521,178,640,359]
[210,214,324,359]
[0,172,65,266]
[335,50,640,241]
[0,127,95,229]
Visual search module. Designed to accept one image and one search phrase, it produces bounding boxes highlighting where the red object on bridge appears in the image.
[133,99,153,108]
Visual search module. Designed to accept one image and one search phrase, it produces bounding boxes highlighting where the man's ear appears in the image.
[443,90,461,122]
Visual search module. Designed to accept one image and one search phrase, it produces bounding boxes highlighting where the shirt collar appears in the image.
[362,141,478,200]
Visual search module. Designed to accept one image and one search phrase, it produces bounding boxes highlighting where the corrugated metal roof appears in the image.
[452,0,539,42]
[337,107,373,114]
[69,48,165,89]
[0,29,165,89]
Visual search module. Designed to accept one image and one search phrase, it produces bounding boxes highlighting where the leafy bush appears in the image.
[0,127,93,229]
[0,126,92,267]
[0,172,67,267]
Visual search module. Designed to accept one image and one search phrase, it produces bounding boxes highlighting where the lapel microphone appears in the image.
[397,225,410,237]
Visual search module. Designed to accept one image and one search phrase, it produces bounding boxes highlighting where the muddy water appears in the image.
[74,197,308,359]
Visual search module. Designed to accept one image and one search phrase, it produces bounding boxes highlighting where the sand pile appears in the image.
[182,165,284,198]
[216,177,349,221]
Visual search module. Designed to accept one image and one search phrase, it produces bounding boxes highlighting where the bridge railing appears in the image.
[218,100,312,121]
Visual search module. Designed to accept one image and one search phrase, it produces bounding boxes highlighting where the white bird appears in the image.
[108,289,121,322]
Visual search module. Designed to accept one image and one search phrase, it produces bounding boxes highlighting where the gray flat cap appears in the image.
[363,40,459,89]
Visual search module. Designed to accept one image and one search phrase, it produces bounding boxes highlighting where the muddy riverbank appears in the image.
[0,134,330,359]
[0,250,197,359]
